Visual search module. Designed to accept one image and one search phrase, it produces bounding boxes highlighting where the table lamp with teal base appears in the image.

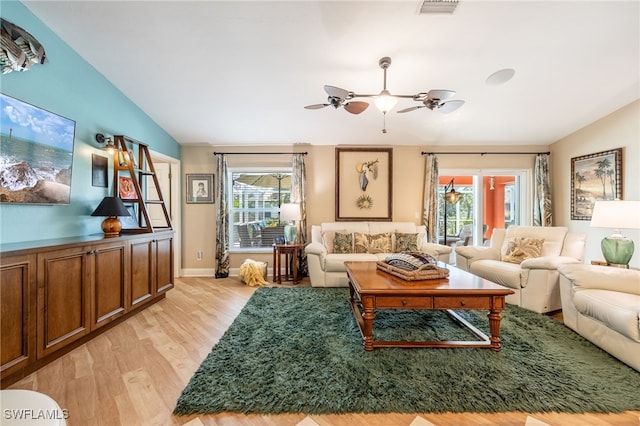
[590,200,640,268]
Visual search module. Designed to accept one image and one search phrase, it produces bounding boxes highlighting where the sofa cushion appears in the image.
[394,232,419,252]
[470,259,522,290]
[325,254,378,272]
[333,232,353,254]
[501,237,544,264]
[322,229,346,254]
[354,232,392,254]
[574,289,640,342]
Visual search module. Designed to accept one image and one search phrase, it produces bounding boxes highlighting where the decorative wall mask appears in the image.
[1,18,48,74]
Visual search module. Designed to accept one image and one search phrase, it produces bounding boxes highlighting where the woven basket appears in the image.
[376,261,449,281]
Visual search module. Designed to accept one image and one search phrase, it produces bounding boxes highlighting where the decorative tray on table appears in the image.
[376,252,449,281]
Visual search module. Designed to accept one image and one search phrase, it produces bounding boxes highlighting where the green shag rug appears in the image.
[174,287,640,415]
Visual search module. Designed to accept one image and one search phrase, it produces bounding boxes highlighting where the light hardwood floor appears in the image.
[9,276,639,426]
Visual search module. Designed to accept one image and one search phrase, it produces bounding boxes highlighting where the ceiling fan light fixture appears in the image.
[374,89,398,114]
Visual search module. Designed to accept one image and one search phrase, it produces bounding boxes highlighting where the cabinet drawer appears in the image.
[375,296,432,309]
[434,296,490,309]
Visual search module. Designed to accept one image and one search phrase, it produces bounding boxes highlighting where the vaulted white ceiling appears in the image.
[23,1,640,147]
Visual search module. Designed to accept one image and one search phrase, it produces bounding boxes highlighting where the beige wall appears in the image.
[181,144,549,274]
[550,100,640,268]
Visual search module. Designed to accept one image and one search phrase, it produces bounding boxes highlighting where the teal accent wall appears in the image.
[0,1,181,245]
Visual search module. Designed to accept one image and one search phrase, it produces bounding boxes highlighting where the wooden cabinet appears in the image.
[154,233,174,295]
[0,231,173,387]
[36,246,91,358]
[128,233,173,308]
[0,254,36,379]
[91,241,128,330]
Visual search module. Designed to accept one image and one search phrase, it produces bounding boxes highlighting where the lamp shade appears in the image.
[91,197,130,217]
[590,201,640,230]
[280,203,301,221]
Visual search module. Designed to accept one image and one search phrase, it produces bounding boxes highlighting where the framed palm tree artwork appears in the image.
[571,148,622,220]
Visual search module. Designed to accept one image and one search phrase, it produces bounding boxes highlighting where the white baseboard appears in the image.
[180,268,216,277]
[180,267,275,278]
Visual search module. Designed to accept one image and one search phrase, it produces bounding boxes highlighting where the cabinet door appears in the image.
[37,247,90,358]
[0,254,36,379]
[129,238,154,308]
[91,242,128,330]
[154,235,174,295]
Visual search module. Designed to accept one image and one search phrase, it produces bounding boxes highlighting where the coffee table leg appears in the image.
[362,295,375,351]
[487,308,503,351]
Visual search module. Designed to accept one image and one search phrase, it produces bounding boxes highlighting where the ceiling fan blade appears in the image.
[324,85,350,100]
[396,106,423,113]
[427,89,456,101]
[304,104,329,110]
[344,101,369,114]
[438,100,465,114]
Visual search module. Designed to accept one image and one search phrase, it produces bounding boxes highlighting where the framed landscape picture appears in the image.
[335,147,392,221]
[571,148,622,220]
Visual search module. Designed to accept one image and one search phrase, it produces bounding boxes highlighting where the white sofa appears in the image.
[558,264,640,372]
[305,222,452,287]
[455,226,586,313]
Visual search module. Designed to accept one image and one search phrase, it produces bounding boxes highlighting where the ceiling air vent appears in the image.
[419,0,459,14]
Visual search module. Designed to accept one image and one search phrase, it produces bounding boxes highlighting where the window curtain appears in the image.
[534,153,553,226]
[291,154,308,276]
[422,154,439,243]
[215,154,230,278]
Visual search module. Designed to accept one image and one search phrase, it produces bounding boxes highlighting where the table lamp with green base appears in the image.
[590,200,640,268]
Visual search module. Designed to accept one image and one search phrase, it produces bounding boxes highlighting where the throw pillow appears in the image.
[333,232,353,254]
[354,232,369,253]
[501,237,544,264]
[394,232,419,252]
[368,232,392,254]
[322,229,346,253]
[354,232,393,254]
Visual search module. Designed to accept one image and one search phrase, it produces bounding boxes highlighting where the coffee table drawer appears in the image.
[375,296,433,309]
[434,296,490,309]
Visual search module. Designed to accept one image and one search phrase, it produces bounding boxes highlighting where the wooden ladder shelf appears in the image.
[113,135,172,233]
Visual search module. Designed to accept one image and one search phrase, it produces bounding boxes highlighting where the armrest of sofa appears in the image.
[305,242,327,257]
[454,245,500,272]
[558,264,640,295]
[454,245,499,262]
[420,242,452,256]
[520,256,582,270]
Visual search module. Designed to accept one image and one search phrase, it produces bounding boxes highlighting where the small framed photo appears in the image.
[91,154,108,188]
[187,174,214,204]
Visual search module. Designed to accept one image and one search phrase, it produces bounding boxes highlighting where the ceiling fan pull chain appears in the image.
[382,113,387,134]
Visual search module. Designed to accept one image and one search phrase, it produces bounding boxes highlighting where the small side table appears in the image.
[591,260,639,270]
[273,243,304,284]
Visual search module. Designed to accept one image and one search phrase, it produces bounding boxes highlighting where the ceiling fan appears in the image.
[304,57,465,133]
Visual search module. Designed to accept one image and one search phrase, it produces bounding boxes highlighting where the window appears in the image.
[229,170,292,249]
[438,170,530,247]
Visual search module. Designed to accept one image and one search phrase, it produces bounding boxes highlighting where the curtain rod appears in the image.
[213,151,308,156]
[422,151,550,155]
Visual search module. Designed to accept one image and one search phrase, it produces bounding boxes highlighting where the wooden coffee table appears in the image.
[345,261,514,351]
